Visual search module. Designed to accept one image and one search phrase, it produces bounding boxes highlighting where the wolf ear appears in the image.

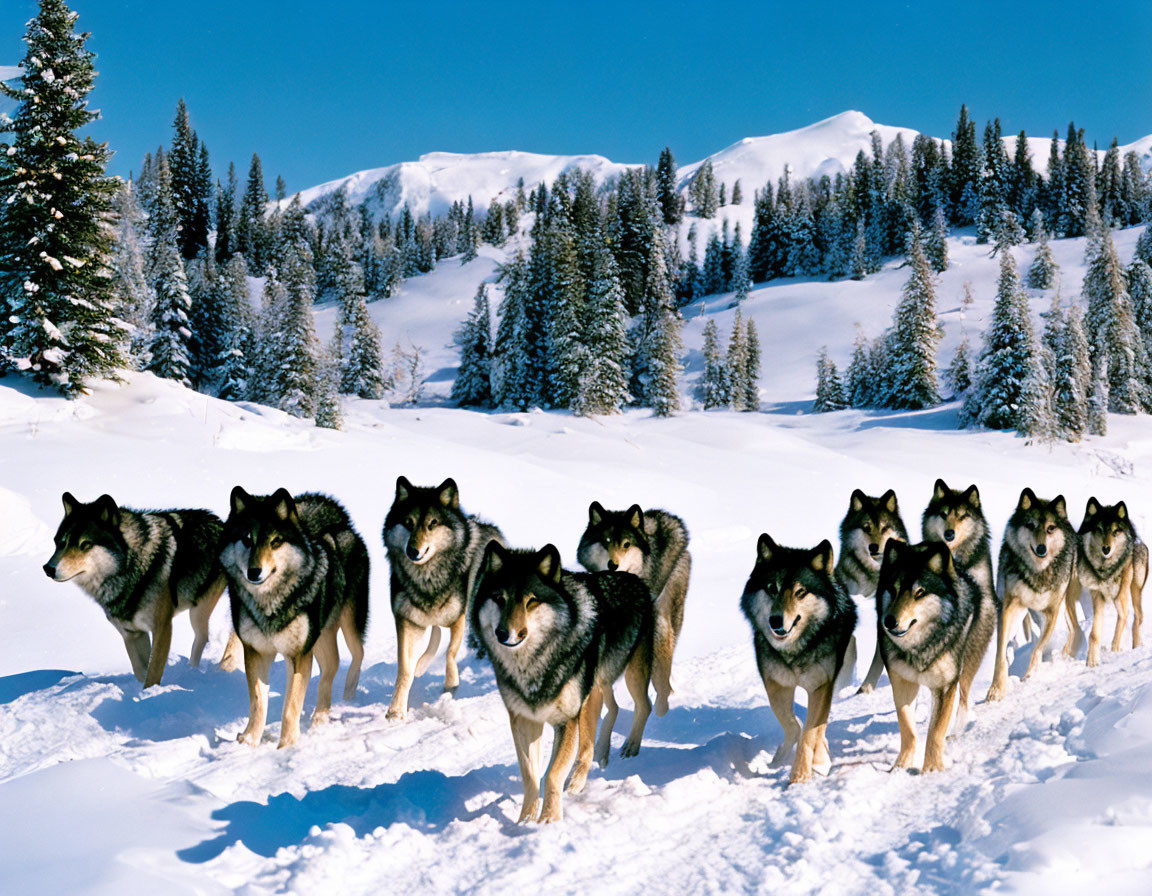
[94,494,120,526]
[1018,487,1035,511]
[62,492,78,517]
[395,476,411,503]
[849,489,866,512]
[588,501,605,526]
[1117,501,1128,520]
[270,488,298,523]
[535,544,563,584]
[925,543,953,576]
[1052,495,1067,519]
[626,504,644,531]
[756,533,777,563]
[881,489,898,513]
[230,486,251,517]
[437,478,459,509]
[933,479,949,501]
[1085,497,1100,518]
[964,484,981,508]
[810,539,833,573]
[482,539,507,576]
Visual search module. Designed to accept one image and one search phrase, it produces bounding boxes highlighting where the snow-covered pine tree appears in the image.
[924,207,949,273]
[313,346,344,430]
[846,325,871,407]
[1128,259,1152,378]
[214,162,238,264]
[168,99,210,259]
[0,0,128,394]
[1087,352,1109,436]
[1017,341,1056,444]
[338,270,385,400]
[1042,293,1064,374]
[574,246,630,416]
[108,182,154,368]
[1135,226,1152,268]
[272,255,319,417]
[216,253,252,402]
[542,206,586,409]
[850,220,869,280]
[886,224,941,409]
[964,251,1034,429]
[993,209,1025,253]
[656,147,681,226]
[944,338,973,398]
[1027,218,1058,289]
[146,241,194,386]
[743,318,760,411]
[647,298,684,417]
[492,254,532,410]
[632,236,678,409]
[451,283,494,408]
[236,154,270,272]
[698,319,729,409]
[813,347,847,412]
[1083,227,1144,413]
[726,308,750,410]
[249,270,286,403]
[185,252,223,386]
[1053,304,1089,441]
[731,180,743,205]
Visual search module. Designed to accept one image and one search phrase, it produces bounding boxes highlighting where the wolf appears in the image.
[44,492,242,687]
[986,489,1081,701]
[1070,498,1149,667]
[221,487,369,749]
[576,502,691,716]
[382,476,504,720]
[471,542,653,823]
[834,489,909,694]
[876,540,994,772]
[741,535,857,783]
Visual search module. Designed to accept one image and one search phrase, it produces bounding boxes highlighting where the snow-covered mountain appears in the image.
[290,110,1152,221]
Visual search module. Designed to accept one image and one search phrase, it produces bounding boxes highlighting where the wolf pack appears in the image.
[43,477,1146,822]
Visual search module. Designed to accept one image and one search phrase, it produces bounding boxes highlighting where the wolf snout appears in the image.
[246,566,264,583]
[1033,543,1047,557]
[607,560,618,571]
[943,529,955,542]
[883,615,915,637]
[42,562,56,579]
[1102,543,1112,556]
[495,626,525,647]
[768,614,797,638]
[868,543,880,556]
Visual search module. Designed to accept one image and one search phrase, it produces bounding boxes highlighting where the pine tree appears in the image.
[886,225,941,409]
[338,273,385,400]
[726,308,750,410]
[273,255,319,417]
[0,0,128,393]
[236,154,269,271]
[850,220,869,280]
[1128,259,1152,373]
[1084,227,1144,413]
[1017,344,1056,443]
[492,254,532,410]
[924,207,949,272]
[146,242,194,386]
[846,325,872,407]
[249,270,287,403]
[314,347,344,430]
[168,99,211,259]
[451,283,493,407]
[1053,304,1089,441]
[1087,353,1109,436]
[814,347,847,412]
[1027,218,1058,289]
[697,319,729,409]
[655,147,681,226]
[945,338,973,397]
[574,247,630,415]
[186,252,223,385]
[743,318,760,411]
[215,162,238,264]
[217,253,252,402]
[633,236,678,410]
[1136,226,1152,268]
[690,160,719,218]
[108,182,154,368]
[964,251,1034,429]
[731,180,743,206]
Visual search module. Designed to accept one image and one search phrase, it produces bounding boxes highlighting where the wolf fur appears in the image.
[1069,498,1149,667]
[471,542,653,823]
[45,492,241,687]
[742,535,857,783]
[876,540,994,772]
[382,476,504,719]
[221,487,369,749]
[986,489,1080,701]
[834,489,909,694]
[576,502,691,716]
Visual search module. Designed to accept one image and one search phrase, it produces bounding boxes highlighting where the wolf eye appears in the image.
[622,541,631,549]
[862,522,872,533]
[406,516,417,529]
[794,586,806,598]
[1046,525,1055,534]
[525,595,539,608]
[269,536,283,549]
[491,593,505,608]
[427,519,439,530]
[241,533,253,548]
[79,540,93,552]
[915,588,926,600]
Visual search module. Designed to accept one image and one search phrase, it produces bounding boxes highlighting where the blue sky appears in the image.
[4,1,1151,192]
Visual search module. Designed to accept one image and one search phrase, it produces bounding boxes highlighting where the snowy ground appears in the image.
[4,226,1152,895]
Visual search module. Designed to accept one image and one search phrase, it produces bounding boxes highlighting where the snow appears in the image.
[5,220,1152,892]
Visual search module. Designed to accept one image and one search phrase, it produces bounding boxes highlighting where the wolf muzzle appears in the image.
[1033,544,1047,557]
[883,614,915,637]
[42,562,56,579]
[943,529,955,542]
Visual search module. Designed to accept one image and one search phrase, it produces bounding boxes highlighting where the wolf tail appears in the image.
[414,626,442,677]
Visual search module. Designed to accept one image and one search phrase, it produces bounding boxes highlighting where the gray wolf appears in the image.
[741,535,856,783]
[44,492,241,687]
[986,489,1080,700]
[1070,498,1148,666]
[576,501,691,715]
[382,476,503,719]
[221,487,369,748]
[834,488,909,694]
[471,542,653,823]
[876,540,994,772]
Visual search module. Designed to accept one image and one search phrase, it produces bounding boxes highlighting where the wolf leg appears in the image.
[923,680,958,773]
[122,631,151,682]
[987,595,1024,702]
[339,604,365,701]
[792,682,833,784]
[569,685,602,794]
[540,719,579,823]
[1113,566,1134,652]
[1063,576,1085,658]
[387,615,426,720]
[595,685,619,767]
[278,650,313,749]
[1024,604,1060,680]
[311,626,340,726]
[238,645,273,746]
[509,713,543,823]
[764,680,800,768]
[219,632,244,673]
[1132,554,1146,649]
[620,639,653,759]
[143,587,176,689]
[1087,590,1106,667]
[188,575,226,668]
[858,641,885,694]
[443,614,466,694]
[889,672,919,771]
[651,611,674,718]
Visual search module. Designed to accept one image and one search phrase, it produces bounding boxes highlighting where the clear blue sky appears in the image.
[5,0,1151,192]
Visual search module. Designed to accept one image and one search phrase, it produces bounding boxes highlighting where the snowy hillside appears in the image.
[5,220,1152,893]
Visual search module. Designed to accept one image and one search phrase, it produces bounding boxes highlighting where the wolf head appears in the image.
[579,502,650,574]
[384,476,467,566]
[742,535,836,654]
[841,488,905,570]
[1006,488,1070,566]
[1079,498,1136,567]
[221,487,309,592]
[876,540,960,652]
[44,492,126,590]
[922,479,986,558]
[473,542,573,652]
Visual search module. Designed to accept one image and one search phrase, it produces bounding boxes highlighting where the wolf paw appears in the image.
[276,731,300,749]
[537,801,563,824]
[619,738,641,759]
[237,728,261,746]
[789,767,812,785]
[567,762,591,794]
[985,681,1007,703]
[385,706,406,721]
[654,693,670,717]
[310,710,330,727]
[516,799,539,824]
[856,682,874,695]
